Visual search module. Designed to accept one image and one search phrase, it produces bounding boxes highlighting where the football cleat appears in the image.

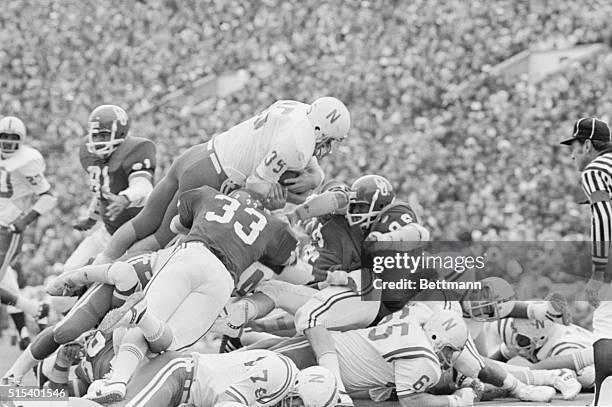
[97,291,146,334]
[1,373,23,386]
[511,383,556,402]
[84,379,126,404]
[552,369,581,400]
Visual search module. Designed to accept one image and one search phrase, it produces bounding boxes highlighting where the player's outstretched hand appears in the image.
[106,193,130,221]
[46,272,81,296]
[450,388,477,406]
[544,292,571,325]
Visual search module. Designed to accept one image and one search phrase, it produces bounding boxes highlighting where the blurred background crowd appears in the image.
[2,0,612,329]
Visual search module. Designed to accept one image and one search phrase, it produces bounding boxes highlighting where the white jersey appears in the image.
[213,100,315,185]
[0,146,50,225]
[190,349,299,407]
[332,307,441,399]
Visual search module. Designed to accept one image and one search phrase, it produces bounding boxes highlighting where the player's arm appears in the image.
[97,161,179,263]
[247,130,311,198]
[10,161,57,233]
[73,195,100,231]
[582,169,612,281]
[284,156,325,203]
[530,347,594,371]
[395,359,474,407]
[119,140,156,208]
[285,188,350,224]
[47,344,82,395]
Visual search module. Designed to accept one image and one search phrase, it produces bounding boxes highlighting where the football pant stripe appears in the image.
[464,336,485,368]
[307,290,360,328]
[0,232,20,280]
[125,357,191,407]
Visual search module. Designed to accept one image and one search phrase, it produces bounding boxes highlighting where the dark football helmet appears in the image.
[86,105,130,158]
[345,175,395,229]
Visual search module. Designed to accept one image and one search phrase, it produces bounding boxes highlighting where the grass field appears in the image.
[0,334,594,407]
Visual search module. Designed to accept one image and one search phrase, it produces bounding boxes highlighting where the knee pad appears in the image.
[294,299,324,335]
[108,261,139,293]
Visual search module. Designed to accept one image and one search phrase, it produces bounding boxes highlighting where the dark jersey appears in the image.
[178,186,298,277]
[303,215,364,283]
[79,136,156,234]
[74,331,114,386]
[367,201,423,313]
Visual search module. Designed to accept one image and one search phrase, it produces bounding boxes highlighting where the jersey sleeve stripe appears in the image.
[549,341,587,356]
[387,353,439,366]
[257,356,295,404]
[464,337,485,368]
[383,346,435,359]
[226,386,250,405]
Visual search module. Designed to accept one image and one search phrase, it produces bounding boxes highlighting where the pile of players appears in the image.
[0,98,598,406]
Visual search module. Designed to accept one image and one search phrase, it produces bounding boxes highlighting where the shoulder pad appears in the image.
[371,201,420,232]
[109,136,155,171]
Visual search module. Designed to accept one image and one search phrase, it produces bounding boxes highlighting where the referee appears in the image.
[561,117,612,406]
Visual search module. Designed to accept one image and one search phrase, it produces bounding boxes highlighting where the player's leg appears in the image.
[64,227,111,271]
[269,336,318,369]
[3,283,114,382]
[0,227,21,281]
[1,266,44,350]
[165,248,234,350]
[90,351,194,406]
[213,279,316,338]
[592,292,612,406]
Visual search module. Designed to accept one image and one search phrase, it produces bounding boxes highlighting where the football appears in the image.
[279,169,302,186]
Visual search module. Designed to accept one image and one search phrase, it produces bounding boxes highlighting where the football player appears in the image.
[43,327,338,407]
[0,116,57,348]
[2,248,173,385]
[86,185,302,403]
[65,104,156,271]
[492,317,594,393]
[270,308,478,407]
[94,97,350,264]
[415,278,574,402]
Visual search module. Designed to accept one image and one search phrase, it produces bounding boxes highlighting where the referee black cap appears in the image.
[560,117,611,145]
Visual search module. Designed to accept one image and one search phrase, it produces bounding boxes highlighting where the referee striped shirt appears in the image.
[581,150,612,276]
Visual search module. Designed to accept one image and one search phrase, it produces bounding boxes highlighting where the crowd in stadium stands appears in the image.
[1,0,612,327]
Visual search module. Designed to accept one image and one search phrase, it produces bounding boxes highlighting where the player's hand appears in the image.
[58,343,82,364]
[264,183,287,211]
[325,270,358,292]
[586,271,605,308]
[544,292,571,325]
[46,273,81,296]
[106,193,130,221]
[72,217,97,231]
[282,171,319,194]
[7,217,29,234]
[451,388,477,406]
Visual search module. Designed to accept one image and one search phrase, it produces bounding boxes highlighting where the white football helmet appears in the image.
[282,366,338,407]
[503,317,557,359]
[423,310,469,370]
[307,97,350,159]
[0,116,26,155]
[462,277,516,322]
